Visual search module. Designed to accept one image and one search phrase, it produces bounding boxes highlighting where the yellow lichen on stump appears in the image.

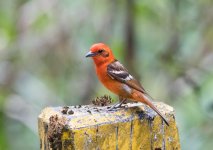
[38,102,180,150]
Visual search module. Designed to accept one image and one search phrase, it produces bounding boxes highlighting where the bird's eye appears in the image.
[98,49,104,53]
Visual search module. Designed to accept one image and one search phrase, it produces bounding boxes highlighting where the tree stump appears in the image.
[38,102,180,150]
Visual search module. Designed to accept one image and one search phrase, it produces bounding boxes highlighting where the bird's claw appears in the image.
[108,105,121,111]
[108,102,124,111]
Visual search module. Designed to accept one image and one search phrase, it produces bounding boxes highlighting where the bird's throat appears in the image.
[92,57,115,68]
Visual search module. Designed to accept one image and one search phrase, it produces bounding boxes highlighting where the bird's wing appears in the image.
[107,60,147,94]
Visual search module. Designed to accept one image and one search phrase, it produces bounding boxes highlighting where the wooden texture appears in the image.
[38,102,180,150]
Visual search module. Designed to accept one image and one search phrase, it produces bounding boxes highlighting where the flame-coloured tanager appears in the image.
[86,43,169,126]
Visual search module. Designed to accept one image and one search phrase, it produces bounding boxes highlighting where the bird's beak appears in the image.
[85,51,98,57]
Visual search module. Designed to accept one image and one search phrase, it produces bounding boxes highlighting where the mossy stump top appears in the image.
[38,102,180,150]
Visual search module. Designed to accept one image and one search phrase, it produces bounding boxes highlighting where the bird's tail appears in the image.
[133,93,169,126]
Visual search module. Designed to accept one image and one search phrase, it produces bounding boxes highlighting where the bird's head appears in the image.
[86,43,115,66]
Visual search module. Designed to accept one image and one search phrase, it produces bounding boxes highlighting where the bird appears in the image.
[85,43,169,126]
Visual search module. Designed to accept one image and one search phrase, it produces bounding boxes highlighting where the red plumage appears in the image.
[86,43,169,126]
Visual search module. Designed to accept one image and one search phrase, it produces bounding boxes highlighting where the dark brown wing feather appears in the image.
[107,60,147,94]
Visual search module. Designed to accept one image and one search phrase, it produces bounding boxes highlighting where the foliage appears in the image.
[0,0,213,149]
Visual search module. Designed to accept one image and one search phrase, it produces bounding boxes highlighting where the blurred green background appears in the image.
[0,0,213,149]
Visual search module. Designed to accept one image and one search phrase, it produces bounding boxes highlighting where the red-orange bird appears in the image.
[86,43,169,126]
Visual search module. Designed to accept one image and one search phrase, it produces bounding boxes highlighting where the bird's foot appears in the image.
[108,103,122,111]
[108,99,127,111]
